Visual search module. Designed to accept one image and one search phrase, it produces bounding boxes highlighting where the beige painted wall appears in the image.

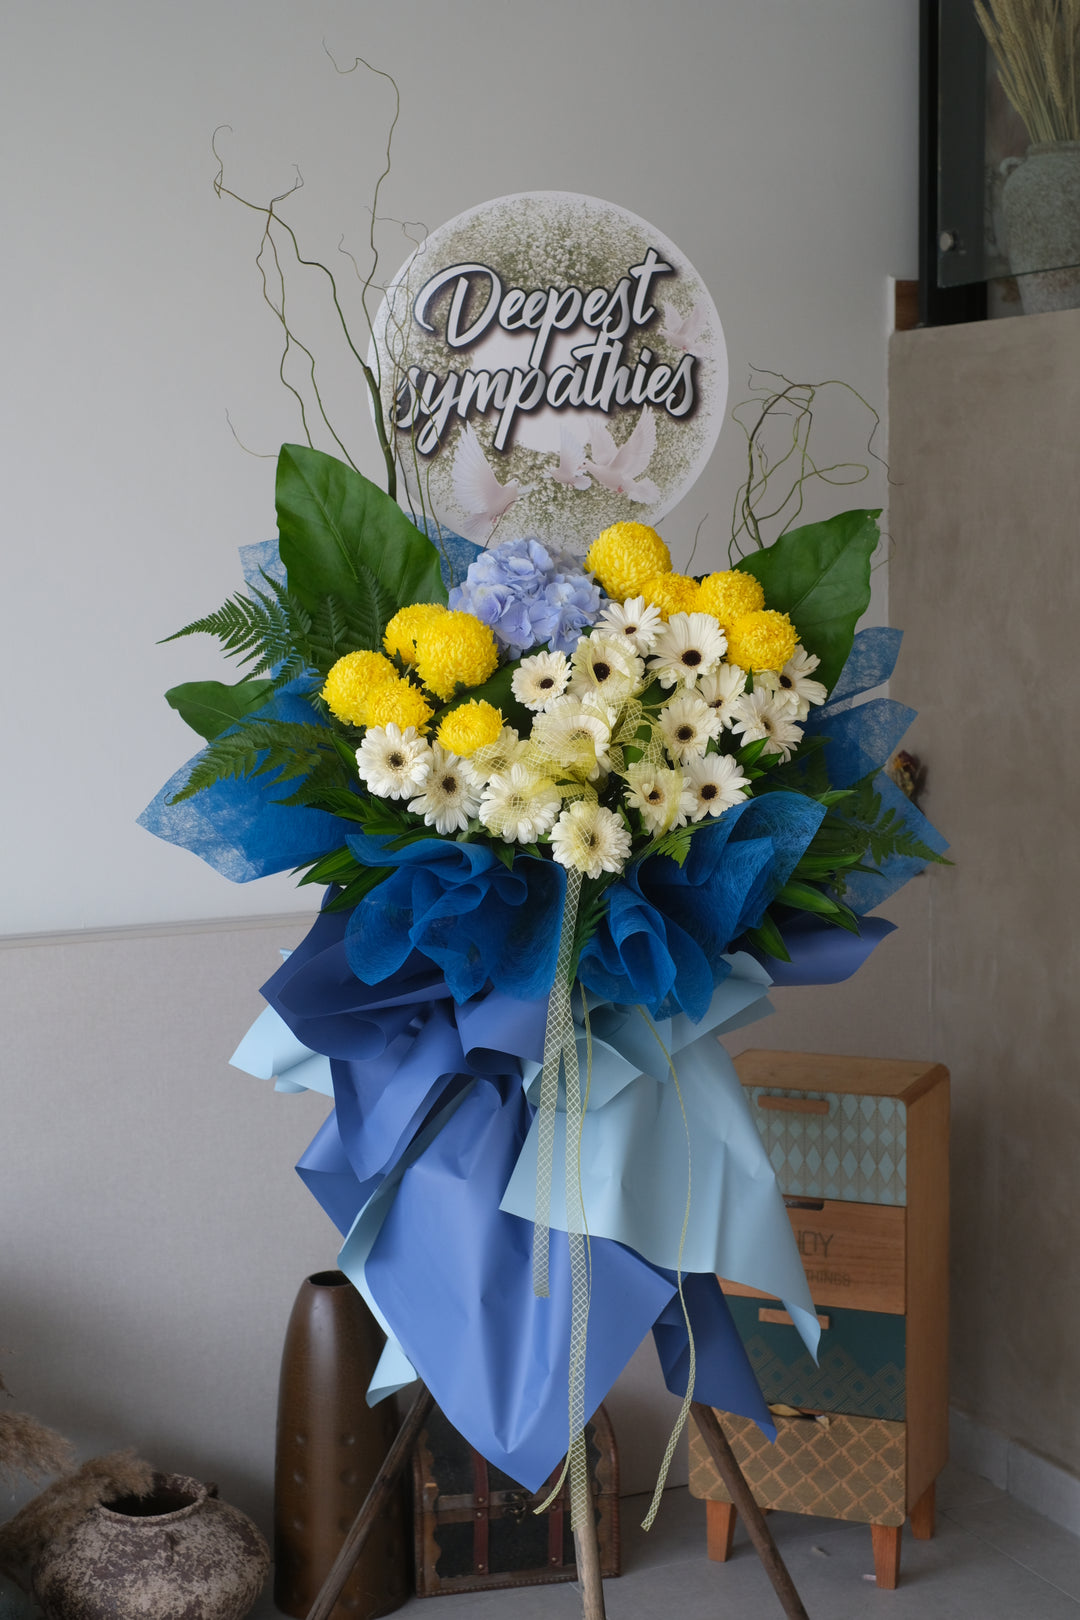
[889,310,1080,1477]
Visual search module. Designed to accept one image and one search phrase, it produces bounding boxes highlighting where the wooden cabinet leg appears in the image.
[871,1524,902,1590]
[910,1480,936,1540]
[706,1499,737,1562]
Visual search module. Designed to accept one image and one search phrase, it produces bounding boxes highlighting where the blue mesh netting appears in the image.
[343,832,568,1003]
[825,626,902,710]
[137,683,345,881]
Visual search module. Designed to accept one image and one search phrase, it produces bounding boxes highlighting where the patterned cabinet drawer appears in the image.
[689,1411,907,1528]
[722,1198,905,1315]
[727,1297,906,1422]
[746,1088,907,1205]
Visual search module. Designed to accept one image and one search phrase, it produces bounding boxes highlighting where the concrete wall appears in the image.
[889,310,1080,1479]
[2,0,926,1526]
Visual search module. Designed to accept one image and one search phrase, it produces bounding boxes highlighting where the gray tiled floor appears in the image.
[251,1462,1080,1619]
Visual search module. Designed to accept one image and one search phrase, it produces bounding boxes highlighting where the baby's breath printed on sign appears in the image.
[371,192,727,555]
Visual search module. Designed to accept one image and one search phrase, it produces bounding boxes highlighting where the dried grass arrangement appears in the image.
[975,0,1080,143]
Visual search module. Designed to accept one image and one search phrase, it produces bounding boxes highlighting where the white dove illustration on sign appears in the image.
[546,425,592,490]
[583,409,661,505]
[451,423,532,544]
[660,299,714,359]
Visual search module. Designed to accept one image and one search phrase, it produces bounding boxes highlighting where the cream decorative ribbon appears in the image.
[531,865,592,1529]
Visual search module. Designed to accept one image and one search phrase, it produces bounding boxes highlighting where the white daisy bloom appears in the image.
[696,662,749,730]
[658,691,722,763]
[550,800,632,879]
[356,724,432,800]
[729,688,805,762]
[531,697,613,780]
[649,611,727,689]
[479,763,563,844]
[758,646,829,720]
[567,632,644,704]
[407,743,481,833]
[469,725,525,785]
[511,650,571,712]
[624,761,695,834]
[683,753,751,820]
[596,595,664,655]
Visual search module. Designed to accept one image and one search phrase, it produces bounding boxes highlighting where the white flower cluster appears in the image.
[354,596,827,881]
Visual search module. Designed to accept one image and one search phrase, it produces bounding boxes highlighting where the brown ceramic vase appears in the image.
[274,1270,409,1619]
[32,1473,269,1620]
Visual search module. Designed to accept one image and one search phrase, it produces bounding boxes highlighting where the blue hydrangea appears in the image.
[448,538,604,657]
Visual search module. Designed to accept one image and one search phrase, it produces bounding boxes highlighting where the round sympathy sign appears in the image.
[371,191,727,555]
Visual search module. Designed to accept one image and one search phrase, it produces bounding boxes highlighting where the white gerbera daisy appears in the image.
[596,595,664,655]
[649,611,727,689]
[469,725,525,784]
[624,762,695,834]
[696,662,748,730]
[758,646,829,720]
[568,632,644,704]
[531,697,613,780]
[550,800,631,879]
[479,764,563,844]
[356,724,432,800]
[683,753,750,820]
[408,743,481,833]
[658,691,721,763]
[511,649,570,712]
[729,688,805,762]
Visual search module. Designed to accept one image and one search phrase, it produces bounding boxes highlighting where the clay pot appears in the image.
[1001,140,1080,314]
[32,1473,269,1620]
[274,1271,409,1619]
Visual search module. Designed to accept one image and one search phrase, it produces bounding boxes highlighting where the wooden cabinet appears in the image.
[689,1050,949,1590]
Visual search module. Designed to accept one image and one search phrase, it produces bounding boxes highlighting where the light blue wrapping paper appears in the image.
[499,956,821,1358]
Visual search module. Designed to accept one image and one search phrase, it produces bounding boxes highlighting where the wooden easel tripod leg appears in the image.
[304,1382,434,1620]
[574,1492,607,1620]
[690,1402,812,1620]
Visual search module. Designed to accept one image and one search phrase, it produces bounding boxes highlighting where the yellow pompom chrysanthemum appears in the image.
[364,677,435,734]
[322,649,398,726]
[384,602,447,666]
[725,610,799,673]
[639,571,700,619]
[696,569,765,628]
[437,700,505,757]
[585,522,671,600]
[414,610,499,702]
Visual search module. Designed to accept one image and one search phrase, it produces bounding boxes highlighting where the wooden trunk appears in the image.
[412,1405,620,1597]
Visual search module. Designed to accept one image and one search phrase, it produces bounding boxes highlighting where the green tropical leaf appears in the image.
[776,880,841,917]
[165,678,275,741]
[736,508,880,691]
[276,444,448,617]
[745,913,792,963]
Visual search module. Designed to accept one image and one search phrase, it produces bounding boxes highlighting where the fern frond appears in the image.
[161,589,295,675]
[168,720,344,803]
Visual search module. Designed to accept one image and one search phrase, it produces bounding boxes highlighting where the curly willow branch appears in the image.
[728,370,885,564]
[209,54,406,499]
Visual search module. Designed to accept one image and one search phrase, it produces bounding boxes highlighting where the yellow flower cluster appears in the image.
[586,522,671,599]
[384,602,447,666]
[639,571,699,618]
[725,609,798,673]
[322,598,499,734]
[697,569,765,628]
[322,650,398,726]
[414,609,499,701]
[365,678,434,733]
[438,700,504,757]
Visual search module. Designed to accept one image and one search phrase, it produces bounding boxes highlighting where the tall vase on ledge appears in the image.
[1001,141,1080,314]
[274,1271,409,1620]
